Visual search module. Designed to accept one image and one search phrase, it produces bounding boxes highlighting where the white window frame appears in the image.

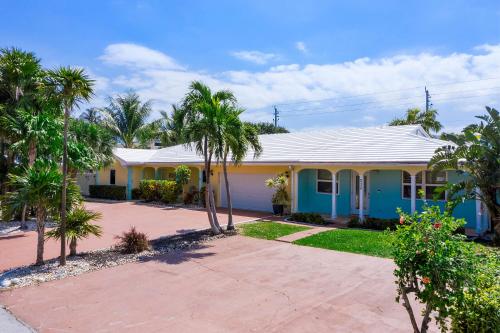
[401,171,447,201]
[316,169,339,195]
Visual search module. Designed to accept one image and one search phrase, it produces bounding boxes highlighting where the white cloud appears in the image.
[230,50,278,64]
[93,43,500,129]
[99,43,183,70]
[295,41,308,54]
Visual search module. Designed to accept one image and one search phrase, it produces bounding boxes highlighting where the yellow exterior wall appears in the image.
[97,160,128,187]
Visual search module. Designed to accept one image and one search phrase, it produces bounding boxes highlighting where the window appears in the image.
[317,169,339,194]
[402,171,446,200]
[110,169,116,185]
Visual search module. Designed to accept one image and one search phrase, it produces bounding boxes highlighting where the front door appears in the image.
[351,173,369,214]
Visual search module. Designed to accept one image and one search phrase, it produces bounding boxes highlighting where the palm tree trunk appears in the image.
[21,139,37,229]
[69,238,77,256]
[60,105,69,266]
[223,151,234,230]
[35,205,46,266]
[203,139,218,234]
[206,154,221,232]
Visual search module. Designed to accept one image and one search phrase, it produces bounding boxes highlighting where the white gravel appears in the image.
[0,230,229,290]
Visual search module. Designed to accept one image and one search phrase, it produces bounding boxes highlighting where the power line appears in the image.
[279,92,500,119]
[273,76,500,108]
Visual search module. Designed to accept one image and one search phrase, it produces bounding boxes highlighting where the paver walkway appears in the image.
[0,235,436,332]
[0,201,269,271]
[275,223,335,243]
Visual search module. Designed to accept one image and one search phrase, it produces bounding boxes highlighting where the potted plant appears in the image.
[265,174,290,215]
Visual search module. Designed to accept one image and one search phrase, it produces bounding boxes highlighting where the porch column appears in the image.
[198,167,203,190]
[331,170,337,219]
[95,170,99,185]
[292,168,299,213]
[359,172,365,222]
[410,174,416,213]
[127,166,133,200]
[154,168,160,180]
[476,187,483,235]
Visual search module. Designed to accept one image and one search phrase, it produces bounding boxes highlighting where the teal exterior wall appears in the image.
[297,168,477,228]
[297,169,351,216]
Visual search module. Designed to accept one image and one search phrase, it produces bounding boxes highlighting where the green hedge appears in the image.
[348,217,399,231]
[89,185,126,200]
[290,212,326,225]
[139,180,180,203]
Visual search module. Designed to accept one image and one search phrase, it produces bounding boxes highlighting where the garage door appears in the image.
[220,173,275,212]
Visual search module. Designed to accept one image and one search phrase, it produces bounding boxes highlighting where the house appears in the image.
[87,125,490,235]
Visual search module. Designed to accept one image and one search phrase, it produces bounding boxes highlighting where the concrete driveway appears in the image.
[0,201,268,272]
[0,235,430,333]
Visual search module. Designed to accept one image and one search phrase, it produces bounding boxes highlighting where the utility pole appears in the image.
[273,106,279,127]
[425,86,432,112]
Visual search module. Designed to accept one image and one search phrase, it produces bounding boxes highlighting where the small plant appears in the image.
[115,226,150,254]
[265,174,290,215]
[46,206,103,256]
[290,212,326,224]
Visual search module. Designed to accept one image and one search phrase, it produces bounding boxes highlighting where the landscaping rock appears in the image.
[0,229,231,290]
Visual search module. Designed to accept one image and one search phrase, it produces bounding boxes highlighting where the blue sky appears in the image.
[2,0,500,132]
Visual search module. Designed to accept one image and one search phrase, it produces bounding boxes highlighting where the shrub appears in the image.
[392,205,477,332]
[115,226,150,253]
[174,165,191,186]
[449,250,500,332]
[139,180,180,203]
[290,212,326,224]
[131,188,141,200]
[348,217,399,231]
[89,185,126,200]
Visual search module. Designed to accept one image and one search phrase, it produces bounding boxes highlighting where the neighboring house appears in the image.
[88,125,490,235]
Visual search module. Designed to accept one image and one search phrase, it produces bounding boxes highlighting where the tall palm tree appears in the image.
[68,118,115,174]
[389,108,443,135]
[179,81,237,234]
[46,206,102,256]
[79,107,102,124]
[102,91,157,148]
[429,106,500,238]
[46,67,94,266]
[216,108,262,230]
[0,48,44,192]
[3,161,63,265]
[156,106,185,147]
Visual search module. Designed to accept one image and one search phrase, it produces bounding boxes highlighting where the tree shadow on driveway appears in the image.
[138,243,217,265]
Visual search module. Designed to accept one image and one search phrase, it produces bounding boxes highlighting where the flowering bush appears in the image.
[392,205,476,332]
[139,180,180,203]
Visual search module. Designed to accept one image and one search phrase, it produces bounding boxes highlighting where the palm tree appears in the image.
[156,106,185,147]
[101,91,157,148]
[389,108,443,135]
[429,106,500,238]
[79,107,102,124]
[46,206,102,256]
[46,67,94,266]
[215,107,262,230]
[0,48,44,192]
[179,81,237,234]
[68,118,115,174]
[3,161,63,265]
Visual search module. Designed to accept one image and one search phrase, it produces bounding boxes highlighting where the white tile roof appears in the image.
[113,125,453,166]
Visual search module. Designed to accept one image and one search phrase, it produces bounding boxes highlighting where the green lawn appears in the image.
[293,228,394,258]
[238,221,311,240]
